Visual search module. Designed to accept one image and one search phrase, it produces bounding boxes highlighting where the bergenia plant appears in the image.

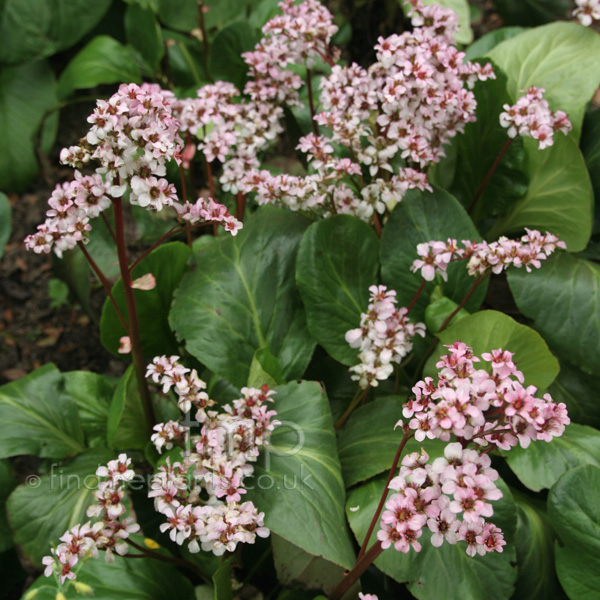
[2,0,600,599]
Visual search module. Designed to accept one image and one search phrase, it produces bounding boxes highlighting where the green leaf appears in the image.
[58,36,142,100]
[296,215,380,366]
[63,371,113,448]
[101,242,192,358]
[7,448,114,566]
[125,3,164,72]
[490,0,570,26]
[107,365,148,451]
[0,60,57,192]
[52,248,92,315]
[581,109,600,235]
[486,22,600,137]
[212,561,233,600]
[487,135,593,253]
[247,348,285,389]
[157,0,197,32]
[245,381,356,569]
[163,30,206,87]
[209,22,258,90]
[421,0,473,44]
[271,534,349,595]
[511,490,564,600]
[380,187,488,324]
[346,476,517,599]
[0,0,112,65]
[424,294,469,334]
[170,207,315,388]
[548,465,600,600]
[85,213,120,279]
[447,62,528,221]
[464,27,525,61]
[549,360,600,430]
[435,310,559,389]
[25,541,196,599]
[0,192,11,258]
[0,460,17,552]
[0,364,86,459]
[337,397,446,487]
[504,423,600,492]
[124,0,159,11]
[507,253,600,375]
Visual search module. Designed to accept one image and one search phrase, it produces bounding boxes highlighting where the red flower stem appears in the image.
[468,138,514,215]
[406,279,426,315]
[373,213,382,237]
[235,192,246,221]
[334,387,368,430]
[179,163,193,248]
[100,212,118,244]
[437,272,490,334]
[113,196,155,433]
[330,540,384,600]
[306,68,319,136]
[357,430,413,561]
[77,241,129,333]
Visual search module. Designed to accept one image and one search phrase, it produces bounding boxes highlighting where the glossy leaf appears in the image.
[581,109,600,234]
[549,360,600,430]
[380,187,487,323]
[486,22,600,137]
[58,36,142,99]
[296,215,379,366]
[422,0,473,43]
[101,242,192,358]
[107,365,148,451]
[337,397,446,487]
[212,561,233,600]
[511,491,564,600]
[487,135,593,253]
[7,448,114,566]
[0,364,86,459]
[0,192,10,259]
[346,476,517,599]
[490,0,569,25]
[435,310,559,389]
[447,62,528,220]
[464,27,525,60]
[504,423,600,492]
[0,0,112,65]
[548,465,600,600]
[0,460,17,552]
[25,540,196,599]
[63,371,113,448]
[507,253,600,375]
[125,3,164,72]
[245,381,356,569]
[247,348,285,389]
[170,207,315,388]
[0,60,57,192]
[209,22,258,90]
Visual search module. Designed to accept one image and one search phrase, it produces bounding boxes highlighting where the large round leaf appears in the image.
[465,27,525,61]
[435,310,559,390]
[487,135,593,253]
[380,187,487,324]
[504,423,600,492]
[7,448,114,566]
[0,0,112,65]
[511,491,563,600]
[246,380,356,569]
[125,3,164,72]
[296,215,379,366]
[507,253,600,375]
[0,364,86,459]
[101,242,192,359]
[346,476,517,600]
[25,542,195,599]
[486,22,600,137]
[548,465,600,600]
[170,207,315,388]
[0,60,57,192]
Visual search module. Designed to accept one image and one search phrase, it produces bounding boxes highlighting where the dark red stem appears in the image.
[330,541,384,600]
[406,279,426,315]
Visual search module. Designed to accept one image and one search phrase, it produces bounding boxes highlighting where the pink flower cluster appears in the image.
[410,229,566,281]
[378,444,505,557]
[24,172,110,257]
[243,0,338,105]
[346,285,426,388]
[401,342,569,449]
[499,87,572,149]
[574,0,600,25]
[43,454,140,584]
[146,356,278,556]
